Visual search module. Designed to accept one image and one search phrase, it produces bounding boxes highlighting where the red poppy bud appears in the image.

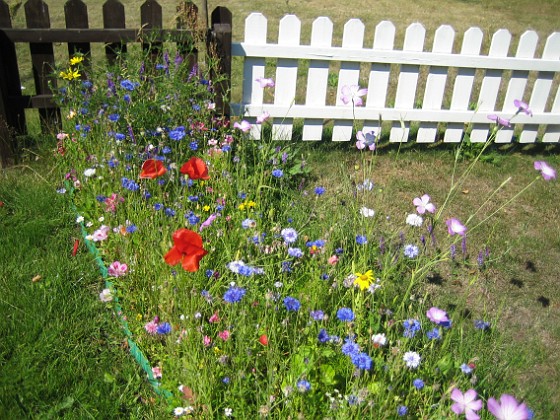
[72,239,80,256]
[259,334,268,346]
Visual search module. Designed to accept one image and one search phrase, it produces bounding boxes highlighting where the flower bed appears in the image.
[54,50,554,418]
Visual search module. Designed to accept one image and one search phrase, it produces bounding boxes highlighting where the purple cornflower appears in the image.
[351,352,372,370]
[296,379,311,393]
[413,378,425,390]
[404,244,419,258]
[281,228,298,244]
[318,328,330,343]
[272,169,283,178]
[287,247,303,258]
[310,310,325,321]
[474,320,491,331]
[355,235,368,245]
[397,405,408,416]
[156,322,172,335]
[314,186,325,196]
[403,319,421,338]
[341,338,360,356]
[426,327,441,340]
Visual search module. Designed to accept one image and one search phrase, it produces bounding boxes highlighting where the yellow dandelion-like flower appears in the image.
[247,200,256,208]
[354,270,374,291]
[60,68,81,81]
[238,202,246,211]
[69,56,84,66]
[202,205,211,212]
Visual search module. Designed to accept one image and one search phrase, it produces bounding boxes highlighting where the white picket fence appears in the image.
[230,13,560,143]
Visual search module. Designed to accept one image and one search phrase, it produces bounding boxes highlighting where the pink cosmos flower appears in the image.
[450,388,483,420]
[413,194,436,214]
[203,335,212,347]
[513,99,532,117]
[209,312,220,323]
[446,218,467,236]
[255,77,275,88]
[234,120,252,133]
[107,261,128,277]
[534,161,556,181]
[144,320,158,334]
[426,307,449,325]
[356,130,376,150]
[341,85,368,106]
[256,111,270,124]
[92,225,110,242]
[488,114,511,127]
[487,394,531,420]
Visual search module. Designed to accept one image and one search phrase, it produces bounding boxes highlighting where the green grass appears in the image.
[0,159,166,419]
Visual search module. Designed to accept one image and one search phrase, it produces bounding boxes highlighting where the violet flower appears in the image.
[446,218,467,236]
[488,114,512,127]
[426,307,449,325]
[340,85,368,106]
[255,77,275,88]
[356,130,376,150]
[450,388,483,420]
[487,394,531,420]
[234,120,252,133]
[514,99,532,116]
[534,161,556,181]
[413,194,436,214]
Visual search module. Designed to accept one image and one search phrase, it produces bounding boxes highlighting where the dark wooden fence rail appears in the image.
[0,0,232,166]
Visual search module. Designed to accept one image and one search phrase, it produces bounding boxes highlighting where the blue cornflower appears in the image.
[283,296,301,312]
[460,363,473,374]
[404,244,419,258]
[296,379,311,393]
[426,327,441,340]
[189,141,198,151]
[335,247,344,255]
[221,144,231,152]
[355,234,368,245]
[223,286,246,303]
[205,270,214,278]
[153,203,163,211]
[310,310,325,321]
[161,146,172,154]
[156,322,172,335]
[121,177,139,191]
[474,320,491,330]
[287,247,303,258]
[397,405,408,416]
[337,307,355,322]
[169,127,186,141]
[413,378,425,390]
[351,352,372,370]
[238,192,247,199]
[281,261,292,273]
[126,224,138,234]
[341,339,360,356]
[187,213,200,225]
[403,319,421,338]
[314,186,325,195]
[143,191,152,200]
[318,329,330,343]
[222,376,230,384]
[272,169,283,178]
[281,228,298,244]
[164,207,176,217]
[115,133,125,141]
[188,195,199,202]
[96,195,107,202]
[108,113,120,122]
[238,265,254,276]
[120,79,139,91]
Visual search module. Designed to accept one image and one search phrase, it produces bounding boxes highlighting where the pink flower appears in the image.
[144,320,158,334]
[413,194,436,214]
[356,130,376,150]
[234,120,252,133]
[92,225,110,242]
[203,335,212,347]
[488,114,511,127]
[327,255,339,265]
[256,111,270,124]
[107,261,128,277]
[487,394,530,420]
[450,388,483,420]
[534,161,556,181]
[152,366,162,379]
[199,213,217,232]
[218,330,231,341]
[446,218,467,236]
[514,99,532,117]
[341,85,368,106]
[255,77,275,88]
[209,312,220,323]
[426,307,449,325]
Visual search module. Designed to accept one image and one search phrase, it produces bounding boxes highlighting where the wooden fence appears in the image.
[231,13,560,143]
[0,0,232,165]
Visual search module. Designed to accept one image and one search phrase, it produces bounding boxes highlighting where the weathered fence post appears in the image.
[25,0,61,132]
[140,0,162,60]
[209,6,232,117]
[65,0,91,67]
[0,0,26,164]
[103,0,127,65]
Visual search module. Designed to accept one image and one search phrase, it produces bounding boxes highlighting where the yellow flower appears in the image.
[238,203,246,210]
[354,270,374,291]
[69,56,84,65]
[60,68,81,81]
[247,200,256,208]
[202,205,211,212]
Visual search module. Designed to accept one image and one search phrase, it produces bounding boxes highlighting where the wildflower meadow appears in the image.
[49,45,557,419]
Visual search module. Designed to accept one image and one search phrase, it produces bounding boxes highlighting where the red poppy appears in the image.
[164,228,208,272]
[72,239,80,257]
[259,334,269,346]
[140,159,167,179]
[180,157,210,180]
